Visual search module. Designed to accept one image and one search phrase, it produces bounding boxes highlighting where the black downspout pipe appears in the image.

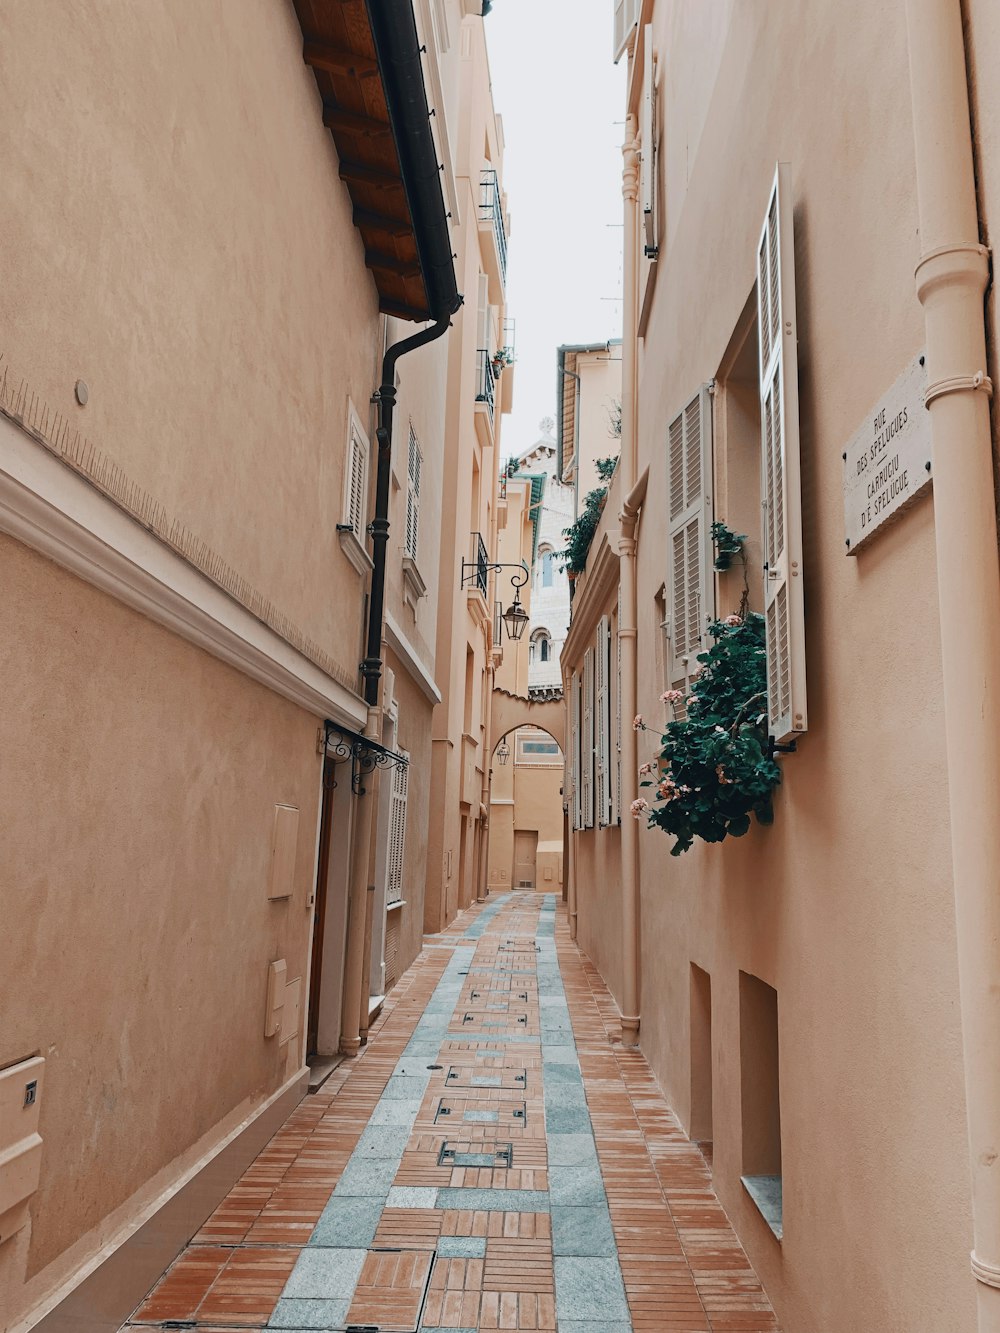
[361,315,452,707]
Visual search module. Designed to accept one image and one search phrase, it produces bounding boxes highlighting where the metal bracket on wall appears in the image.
[322,720,409,796]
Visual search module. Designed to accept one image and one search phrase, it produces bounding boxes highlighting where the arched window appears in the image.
[530,628,552,664]
[537,545,554,589]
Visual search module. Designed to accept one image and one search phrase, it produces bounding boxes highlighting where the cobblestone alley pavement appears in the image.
[121,892,779,1332]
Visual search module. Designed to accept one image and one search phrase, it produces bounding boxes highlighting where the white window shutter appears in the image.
[640,29,658,260]
[595,616,611,827]
[347,423,368,540]
[576,671,584,826]
[406,426,421,560]
[757,163,807,744]
[582,647,595,829]
[666,385,714,688]
[613,590,622,824]
[613,0,638,63]
[386,758,409,905]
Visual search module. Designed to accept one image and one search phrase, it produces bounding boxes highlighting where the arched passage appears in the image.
[488,690,566,896]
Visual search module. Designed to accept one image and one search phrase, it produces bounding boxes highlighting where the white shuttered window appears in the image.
[571,673,582,831]
[345,418,369,541]
[613,0,639,63]
[640,28,658,260]
[582,648,595,829]
[386,757,409,906]
[406,426,422,560]
[595,616,612,827]
[666,386,714,689]
[757,164,807,743]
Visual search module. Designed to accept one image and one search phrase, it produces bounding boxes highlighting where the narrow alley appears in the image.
[121,893,778,1333]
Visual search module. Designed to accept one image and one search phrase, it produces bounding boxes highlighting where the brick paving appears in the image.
[121,891,779,1332]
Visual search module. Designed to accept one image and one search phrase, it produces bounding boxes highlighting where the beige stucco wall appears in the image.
[425,16,509,930]
[567,2,979,1330]
[0,537,318,1323]
[573,349,623,504]
[0,1,384,682]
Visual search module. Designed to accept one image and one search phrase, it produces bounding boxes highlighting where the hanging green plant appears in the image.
[711,519,748,571]
[631,612,781,856]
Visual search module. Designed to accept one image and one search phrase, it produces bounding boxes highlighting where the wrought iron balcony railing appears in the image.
[469,531,489,597]
[479,168,508,285]
[476,348,495,420]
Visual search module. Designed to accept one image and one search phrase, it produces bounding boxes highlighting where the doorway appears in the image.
[307,753,351,1063]
[513,829,538,888]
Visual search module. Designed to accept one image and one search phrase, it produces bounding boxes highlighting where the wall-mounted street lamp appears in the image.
[460,556,530,642]
[496,738,511,765]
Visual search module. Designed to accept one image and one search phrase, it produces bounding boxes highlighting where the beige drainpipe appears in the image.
[618,115,642,1047]
[904,2,1000,1325]
[478,659,496,901]
[340,702,380,1054]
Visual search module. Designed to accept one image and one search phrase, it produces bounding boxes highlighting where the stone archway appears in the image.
[488,688,565,895]
[491,687,564,753]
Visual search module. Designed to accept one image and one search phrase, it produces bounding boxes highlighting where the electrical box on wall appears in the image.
[268,804,299,900]
[0,1056,44,1244]
[280,979,301,1047]
[265,960,287,1038]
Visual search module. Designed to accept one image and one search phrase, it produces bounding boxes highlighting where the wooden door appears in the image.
[307,756,335,1059]
[513,830,538,888]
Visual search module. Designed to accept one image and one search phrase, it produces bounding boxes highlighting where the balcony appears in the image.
[474,348,495,446]
[466,531,492,630]
[478,168,508,295]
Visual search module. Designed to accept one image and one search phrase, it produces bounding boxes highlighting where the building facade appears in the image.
[563,2,1000,1331]
[422,23,515,930]
[0,2,501,1328]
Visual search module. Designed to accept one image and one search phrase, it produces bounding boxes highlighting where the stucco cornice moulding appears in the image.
[384,611,442,704]
[0,417,368,730]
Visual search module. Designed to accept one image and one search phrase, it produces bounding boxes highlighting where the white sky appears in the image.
[484,2,625,459]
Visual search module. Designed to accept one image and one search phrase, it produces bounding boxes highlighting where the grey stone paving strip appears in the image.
[267,891,635,1330]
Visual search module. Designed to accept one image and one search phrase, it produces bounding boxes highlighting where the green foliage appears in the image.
[595,454,619,482]
[711,520,747,571]
[608,400,622,440]
[637,613,781,856]
[561,486,607,575]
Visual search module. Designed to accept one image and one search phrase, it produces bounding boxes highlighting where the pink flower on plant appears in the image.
[724,614,742,627]
[630,798,650,819]
[656,780,676,801]
[660,689,684,705]
[638,762,654,776]
[632,715,645,731]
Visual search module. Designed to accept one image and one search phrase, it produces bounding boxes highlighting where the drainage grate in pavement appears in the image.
[434,1097,527,1126]
[437,1141,513,1168]
[345,1247,435,1333]
[444,1066,526,1089]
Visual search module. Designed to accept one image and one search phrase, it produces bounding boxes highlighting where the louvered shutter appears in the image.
[666,386,713,688]
[582,647,595,829]
[757,164,807,743]
[613,0,638,62]
[406,427,421,560]
[347,424,368,540]
[386,758,409,905]
[613,590,622,824]
[595,616,611,827]
[640,29,658,260]
[571,673,582,831]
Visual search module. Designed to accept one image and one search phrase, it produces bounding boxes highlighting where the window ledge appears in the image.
[386,899,406,913]
[402,554,426,608]
[741,1174,783,1240]
[339,527,373,576]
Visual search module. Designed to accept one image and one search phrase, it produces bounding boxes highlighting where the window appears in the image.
[386,757,409,906]
[581,647,595,828]
[571,672,583,830]
[515,729,561,766]
[339,406,373,576]
[739,971,782,1239]
[640,26,658,261]
[666,386,714,690]
[756,164,807,743]
[406,425,422,561]
[540,548,554,587]
[529,629,552,664]
[346,416,368,541]
[595,615,612,828]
